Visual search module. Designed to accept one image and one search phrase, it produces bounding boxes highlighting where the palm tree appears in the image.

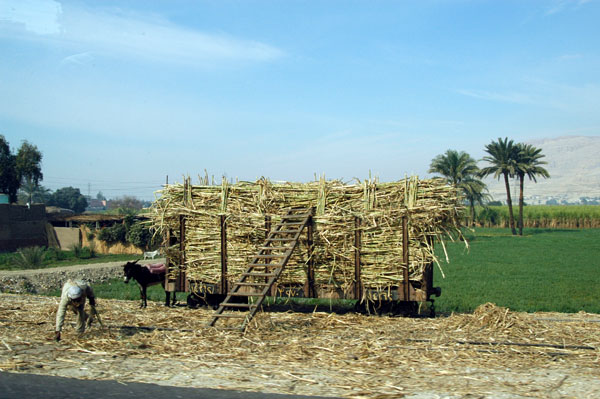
[461,178,492,226]
[429,150,487,225]
[479,137,519,235]
[429,150,480,186]
[514,143,550,235]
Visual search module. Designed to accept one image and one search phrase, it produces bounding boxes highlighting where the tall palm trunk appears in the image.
[518,173,524,236]
[503,172,517,235]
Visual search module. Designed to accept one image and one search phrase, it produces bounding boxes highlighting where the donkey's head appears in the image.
[123,260,140,283]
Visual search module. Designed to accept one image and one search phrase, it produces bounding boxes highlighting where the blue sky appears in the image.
[1,0,599,200]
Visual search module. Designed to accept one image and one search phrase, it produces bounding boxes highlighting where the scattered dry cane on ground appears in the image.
[1,293,599,398]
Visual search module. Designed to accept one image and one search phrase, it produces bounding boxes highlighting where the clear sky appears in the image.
[1,0,599,200]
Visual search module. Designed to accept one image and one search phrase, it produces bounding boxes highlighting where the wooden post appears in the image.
[402,215,410,301]
[305,214,315,297]
[179,214,187,292]
[354,216,362,300]
[163,175,172,291]
[265,215,271,239]
[264,216,271,286]
[220,214,228,295]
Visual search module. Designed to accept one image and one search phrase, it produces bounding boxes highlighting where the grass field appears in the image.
[434,227,600,314]
[40,228,600,315]
[45,278,169,303]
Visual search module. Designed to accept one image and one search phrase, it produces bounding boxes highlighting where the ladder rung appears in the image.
[235,282,270,287]
[229,292,262,297]
[253,254,287,258]
[212,313,247,318]
[227,292,262,298]
[280,221,305,225]
[221,302,255,308]
[242,272,276,277]
[270,230,301,234]
[248,263,283,268]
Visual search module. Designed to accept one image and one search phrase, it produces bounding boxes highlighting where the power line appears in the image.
[43,176,161,184]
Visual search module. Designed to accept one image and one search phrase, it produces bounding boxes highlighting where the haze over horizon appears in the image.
[1,1,599,200]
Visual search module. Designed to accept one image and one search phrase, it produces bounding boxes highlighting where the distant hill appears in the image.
[483,136,600,204]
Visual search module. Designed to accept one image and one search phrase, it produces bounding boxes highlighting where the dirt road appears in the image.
[0,259,164,294]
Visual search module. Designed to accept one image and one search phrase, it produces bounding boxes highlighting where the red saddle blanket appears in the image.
[145,263,166,274]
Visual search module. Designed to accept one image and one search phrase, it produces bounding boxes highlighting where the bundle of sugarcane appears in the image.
[149,175,463,294]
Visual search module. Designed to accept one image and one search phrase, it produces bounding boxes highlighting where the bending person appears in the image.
[55,279,97,342]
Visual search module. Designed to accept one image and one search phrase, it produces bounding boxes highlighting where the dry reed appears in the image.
[1,294,599,398]
[149,176,464,299]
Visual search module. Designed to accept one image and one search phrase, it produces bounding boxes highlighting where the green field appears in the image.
[45,278,169,303]
[434,227,600,314]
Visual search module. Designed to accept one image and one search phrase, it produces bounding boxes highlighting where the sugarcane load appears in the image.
[148,175,464,325]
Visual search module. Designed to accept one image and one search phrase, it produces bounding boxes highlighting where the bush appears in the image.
[94,218,153,249]
[87,240,97,258]
[477,207,500,226]
[78,247,93,259]
[45,247,68,261]
[71,243,82,258]
[97,223,127,245]
[12,246,45,269]
[126,222,152,249]
[70,243,95,259]
[0,252,14,267]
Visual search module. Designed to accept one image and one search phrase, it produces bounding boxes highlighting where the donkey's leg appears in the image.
[142,285,148,308]
[165,291,171,307]
[162,281,171,307]
[138,285,145,308]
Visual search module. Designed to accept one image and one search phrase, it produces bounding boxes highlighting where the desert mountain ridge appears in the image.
[482,135,600,204]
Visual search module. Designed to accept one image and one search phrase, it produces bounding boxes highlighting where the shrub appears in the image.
[71,243,82,257]
[45,247,68,261]
[87,240,97,258]
[477,207,500,226]
[0,252,14,267]
[12,246,45,269]
[97,223,127,245]
[79,247,92,259]
[126,222,152,249]
[71,243,95,259]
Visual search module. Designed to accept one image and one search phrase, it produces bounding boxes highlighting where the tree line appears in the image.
[429,137,550,236]
[1,135,149,214]
[0,135,91,212]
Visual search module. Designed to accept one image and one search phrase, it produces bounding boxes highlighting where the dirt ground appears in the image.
[1,292,599,399]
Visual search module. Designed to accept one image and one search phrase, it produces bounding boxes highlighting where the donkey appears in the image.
[123,260,176,308]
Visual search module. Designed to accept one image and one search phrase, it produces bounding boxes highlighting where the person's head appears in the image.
[67,285,84,305]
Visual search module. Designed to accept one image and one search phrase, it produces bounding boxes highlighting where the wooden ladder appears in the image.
[207,207,313,331]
